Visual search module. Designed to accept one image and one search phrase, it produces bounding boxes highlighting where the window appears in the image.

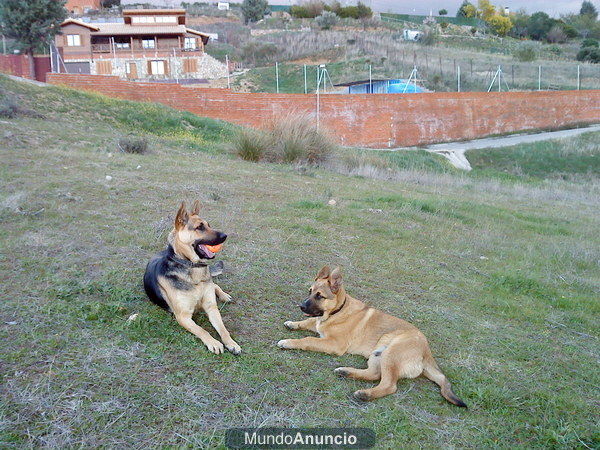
[149,60,165,75]
[183,58,198,73]
[66,35,81,46]
[131,15,176,24]
[96,61,112,75]
[114,41,130,49]
[184,37,197,50]
[142,39,155,49]
[155,16,177,23]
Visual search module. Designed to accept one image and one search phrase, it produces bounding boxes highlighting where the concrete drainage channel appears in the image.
[363,124,600,171]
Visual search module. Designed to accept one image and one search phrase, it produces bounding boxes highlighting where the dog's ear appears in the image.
[329,267,343,294]
[175,202,188,230]
[315,265,331,280]
[190,200,201,216]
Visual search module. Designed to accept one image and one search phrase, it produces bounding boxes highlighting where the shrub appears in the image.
[0,96,19,118]
[513,43,537,62]
[315,11,339,30]
[0,93,43,118]
[290,0,323,18]
[546,25,567,43]
[240,41,279,66]
[231,128,265,161]
[420,28,437,45]
[576,46,600,63]
[232,115,337,165]
[440,21,449,31]
[118,136,149,154]
[581,38,599,48]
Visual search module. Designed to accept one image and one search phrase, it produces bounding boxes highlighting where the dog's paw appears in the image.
[352,390,371,402]
[204,339,224,355]
[225,340,242,355]
[284,321,297,330]
[219,292,233,303]
[334,367,350,378]
[277,339,291,349]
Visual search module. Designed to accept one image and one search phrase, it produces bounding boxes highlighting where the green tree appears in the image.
[478,0,496,20]
[580,1,598,20]
[527,11,555,40]
[457,1,477,18]
[488,14,513,36]
[241,0,269,24]
[0,0,66,79]
[356,2,372,19]
[439,9,448,16]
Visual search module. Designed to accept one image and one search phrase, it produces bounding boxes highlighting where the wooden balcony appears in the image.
[91,43,203,55]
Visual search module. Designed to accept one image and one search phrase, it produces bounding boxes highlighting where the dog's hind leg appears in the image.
[353,339,423,401]
[335,350,382,381]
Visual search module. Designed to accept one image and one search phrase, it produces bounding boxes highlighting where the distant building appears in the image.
[402,29,422,41]
[65,0,102,15]
[55,9,227,80]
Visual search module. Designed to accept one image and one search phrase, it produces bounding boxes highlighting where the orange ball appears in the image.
[205,244,223,253]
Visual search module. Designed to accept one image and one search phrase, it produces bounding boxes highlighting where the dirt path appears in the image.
[370,124,600,170]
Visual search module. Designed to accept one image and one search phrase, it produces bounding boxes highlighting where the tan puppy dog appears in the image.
[278,266,466,406]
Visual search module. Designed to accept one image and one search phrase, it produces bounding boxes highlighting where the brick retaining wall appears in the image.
[46,73,600,148]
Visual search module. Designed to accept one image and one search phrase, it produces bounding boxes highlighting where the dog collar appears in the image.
[168,255,208,268]
[329,296,347,316]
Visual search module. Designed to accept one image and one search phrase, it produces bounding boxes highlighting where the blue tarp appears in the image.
[348,79,424,94]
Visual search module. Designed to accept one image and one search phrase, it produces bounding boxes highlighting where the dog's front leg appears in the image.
[214,284,233,303]
[203,291,241,355]
[174,312,224,354]
[284,318,317,332]
[277,337,345,356]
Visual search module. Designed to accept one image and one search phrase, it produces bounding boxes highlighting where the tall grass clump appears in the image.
[232,115,337,165]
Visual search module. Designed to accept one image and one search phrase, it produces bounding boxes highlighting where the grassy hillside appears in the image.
[467,132,600,180]
[1,76,599,448]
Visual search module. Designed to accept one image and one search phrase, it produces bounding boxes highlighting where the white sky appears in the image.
[370,0,594,17]
[271,1,599,18]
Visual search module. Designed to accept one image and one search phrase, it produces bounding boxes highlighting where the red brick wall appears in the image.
[0,54,51,82]
[46,73,600,148]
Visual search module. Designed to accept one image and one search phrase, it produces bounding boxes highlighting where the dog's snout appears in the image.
[300,298,311,312]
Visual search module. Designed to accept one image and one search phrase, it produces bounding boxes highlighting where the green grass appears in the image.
[468,132,600,180]
[1,75,599,448]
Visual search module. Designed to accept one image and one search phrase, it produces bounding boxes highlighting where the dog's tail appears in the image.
[422,357,467,408]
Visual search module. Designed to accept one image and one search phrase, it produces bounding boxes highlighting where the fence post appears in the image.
[577,65,581,90]
[538,65,541,91]
[275,61,279,93]
[303,64,307,94]
[369,64,372,93]
[225,54,230,89]
[457,65,461,92]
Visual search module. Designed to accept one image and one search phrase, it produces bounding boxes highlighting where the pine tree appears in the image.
[0,0,66,79]
[241,0,269,24]
[580,1,598,20]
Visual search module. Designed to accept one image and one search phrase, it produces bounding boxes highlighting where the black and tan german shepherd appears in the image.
[143,201,241,355]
